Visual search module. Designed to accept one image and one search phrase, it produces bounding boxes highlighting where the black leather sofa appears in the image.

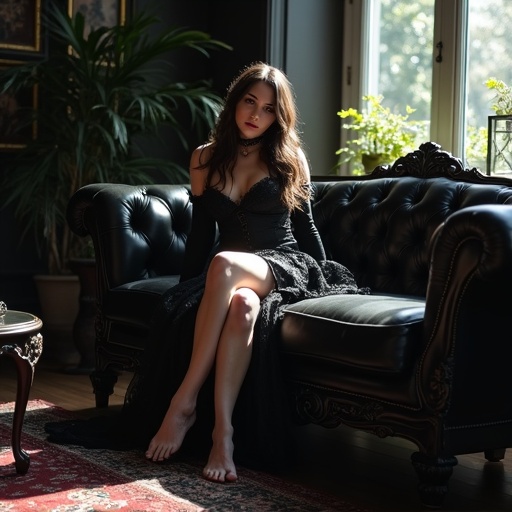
[67,142,512,507]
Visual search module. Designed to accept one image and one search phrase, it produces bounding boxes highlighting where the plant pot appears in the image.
[33,274,80,367]
[362,153,389,173]
[68,258,97,373]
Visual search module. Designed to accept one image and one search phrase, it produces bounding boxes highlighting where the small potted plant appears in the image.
[485,77,512,115]
[336,95,423,174]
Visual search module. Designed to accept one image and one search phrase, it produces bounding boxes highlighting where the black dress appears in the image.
[119,177,367,468]
[47,177,367,469]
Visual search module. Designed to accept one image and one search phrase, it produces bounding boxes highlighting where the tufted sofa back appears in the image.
[68,143,512,300]
[312,177,512,296]
[69,183,193,294]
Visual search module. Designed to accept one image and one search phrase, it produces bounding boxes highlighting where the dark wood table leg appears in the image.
[11,349,33,474]
[2,333,43,475]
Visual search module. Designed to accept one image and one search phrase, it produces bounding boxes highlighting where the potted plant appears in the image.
[336,95,423,174]
[485,77,512,175]
[0,5,227,364]
[1,5,226,274]
[485,77,512,115]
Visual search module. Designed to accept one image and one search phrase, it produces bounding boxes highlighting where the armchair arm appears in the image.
[67,183,193,297]
[419,204,512,423]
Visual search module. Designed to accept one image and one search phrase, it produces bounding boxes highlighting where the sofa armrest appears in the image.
[67,183,193,295]
[419,204,512,420]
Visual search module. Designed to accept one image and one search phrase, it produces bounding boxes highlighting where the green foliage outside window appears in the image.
[465,126,488,171]
[369,0,512,172]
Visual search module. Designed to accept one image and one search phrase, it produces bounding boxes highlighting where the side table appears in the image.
[0,304,43,474]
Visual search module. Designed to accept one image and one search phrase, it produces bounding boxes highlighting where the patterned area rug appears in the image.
[0,400,372,512]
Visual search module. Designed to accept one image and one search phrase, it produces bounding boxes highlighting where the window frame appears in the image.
[341,0,468,159]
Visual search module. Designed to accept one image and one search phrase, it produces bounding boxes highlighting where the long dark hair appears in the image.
[200,62,310,210]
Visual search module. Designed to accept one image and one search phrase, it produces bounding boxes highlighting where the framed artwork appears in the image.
[0,61,37,150]
[0,0,43,55]
[68,0,128,37]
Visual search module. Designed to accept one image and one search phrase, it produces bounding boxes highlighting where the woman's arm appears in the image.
[291,149,326,261]
[179,146,217,282]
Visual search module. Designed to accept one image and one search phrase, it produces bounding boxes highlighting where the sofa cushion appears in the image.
[99,276,180,351]
[281,294,425,376]
[104,276,180,327]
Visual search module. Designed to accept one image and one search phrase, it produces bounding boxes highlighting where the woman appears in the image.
[137,62,366,483]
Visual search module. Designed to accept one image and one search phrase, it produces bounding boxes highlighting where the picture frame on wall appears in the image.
[68,0,129,36]
[0,60,38,150]
[0,0,44,57]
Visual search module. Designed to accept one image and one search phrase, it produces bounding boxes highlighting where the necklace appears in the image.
[239,136,263,157]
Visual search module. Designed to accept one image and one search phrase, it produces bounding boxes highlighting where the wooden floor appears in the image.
[1,357,511,511]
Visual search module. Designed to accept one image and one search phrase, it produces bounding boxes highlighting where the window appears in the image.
[342,0,512,174]
[464,0,512,174]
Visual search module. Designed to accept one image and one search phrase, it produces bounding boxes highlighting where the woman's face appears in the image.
[235,81,277,139]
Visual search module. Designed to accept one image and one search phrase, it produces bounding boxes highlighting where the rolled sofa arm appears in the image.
[418,204,512,421]
[67,183,193,293]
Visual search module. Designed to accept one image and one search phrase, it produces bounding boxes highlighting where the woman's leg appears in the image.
[203,287,260,482]
[145,251,275,462]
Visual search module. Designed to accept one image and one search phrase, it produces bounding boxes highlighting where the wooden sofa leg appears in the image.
[90,370,118,408]
[484,448,506,462]
[411,452,458,508]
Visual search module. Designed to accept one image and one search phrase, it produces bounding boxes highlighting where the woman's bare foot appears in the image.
[202,428,237,483]
[145,403,196,462]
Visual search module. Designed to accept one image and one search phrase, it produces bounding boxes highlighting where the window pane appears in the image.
[465,0,512,175]
[368,0,434,138]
